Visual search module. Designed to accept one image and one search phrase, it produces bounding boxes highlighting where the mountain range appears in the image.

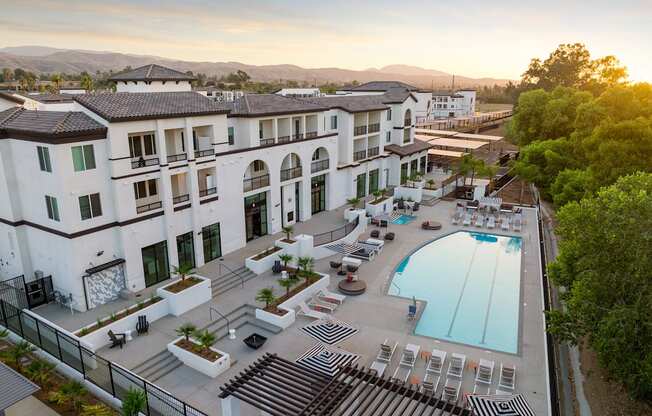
[0,46,512,88]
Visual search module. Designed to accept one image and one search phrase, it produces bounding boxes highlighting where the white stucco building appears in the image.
[430,89,476,118]
[0,65,430,312]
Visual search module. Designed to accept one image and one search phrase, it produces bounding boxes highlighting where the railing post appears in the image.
[108,361,116,397]
[78,340,86,378]
[35,318,42,347]
[143,381,151,415]
[16,307,24,337]
[55,330,63,361]
[0,300,6,328]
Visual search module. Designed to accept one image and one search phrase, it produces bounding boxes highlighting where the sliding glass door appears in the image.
[142,241,170,287]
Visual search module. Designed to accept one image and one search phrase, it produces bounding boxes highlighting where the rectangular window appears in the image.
[133,179,157,199]
[401,163,409,185]
[386,131,391,143]
[202,223,222,262]
[79,193,102,220]
[356,173,366,198]
[330,115,338,130]
[142,241,170,287]
[176,232,195,268]
[411,159,418,176]
[144,134,156,155]
[72,145,96,172]
[228,127,235,145]
[387,109,392,121]
[129,134,156,158]
[369,169,379,193]
[45,195,60,221]
[37,146,51,172]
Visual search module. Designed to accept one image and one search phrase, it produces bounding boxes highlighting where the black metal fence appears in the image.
[0,275,54,310]
[0,299,207,416]
[0,275,28,309]
[313,216,360,246]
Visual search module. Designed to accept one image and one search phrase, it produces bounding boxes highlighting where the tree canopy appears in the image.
[546,172,652,399]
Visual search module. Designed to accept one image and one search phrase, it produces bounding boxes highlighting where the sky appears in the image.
[1,0,650,81]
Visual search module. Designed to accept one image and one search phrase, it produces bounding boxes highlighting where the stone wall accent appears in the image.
[86,264,125,309]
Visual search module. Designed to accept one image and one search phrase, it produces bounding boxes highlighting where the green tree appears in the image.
[5,341,35,370]
[24,359,56,387]
[346,197,361,209]
[175,323,196,341]
[279,253,293,268]
[172,263,193,281]
[1,68,13,82]
[121,388,146,416]
[514,138,578,198]
[50,73,63,91]
[256,287,275,309]
[278,278,294,297]
[549,169,596,208]
[546,173,652,399]
[80,73,94,92]
[49,380,87,411]
[194,329,216,354]
[282,225,293,241]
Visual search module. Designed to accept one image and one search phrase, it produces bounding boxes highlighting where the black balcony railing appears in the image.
[136,201,162,214]
[305,131,318,139]
[172,194,190,204]
[367,147,379,157]
[278,135,291,143]
[199,187,217,197]
[353,150,367,161]
[131,156,159,169]
[243,174,270,192]
[260,138,275,146]
[313,216,360,246]
[311,159,329,173]
[195,149,215,158]
[280,166,302,181]
[167,153,187,163]
[293,133,304,141]
[368,123,380,133]
[354,125,367,136]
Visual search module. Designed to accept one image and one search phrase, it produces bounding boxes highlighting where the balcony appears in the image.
[353,150,367,162]
[367,147,379,157]
[131,157,159,169]
[167,153,187,163]
[172,194,190,205]
[368,123,380,133]
[195,149,215,158]
[243,174,270,192]
[199,187,217,197]
[278,135,291,144]
[292,133,304,141]
[305,131,318,139]
[260,138,275,147]
[280,166,302,181]
[136,201,162,214]
[311,159,329,173]
[354,126,367,136]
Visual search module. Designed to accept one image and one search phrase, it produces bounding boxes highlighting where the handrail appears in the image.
[218,260,245,288]
[209,306,231,334]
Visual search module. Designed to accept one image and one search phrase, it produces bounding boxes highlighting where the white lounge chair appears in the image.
[475,359,495,385]
[446,353,466,379]
[487,216,496,229]
[496,388,513,395]
[421,373,440,395]
[473,383,490,394]
[498,363,516,391]
[317,289,346,305]
[391,343,420,383]
[296,301,330,319]
[474,214,484,227]
[442,378,461,403]
[426,349,447,375]
[452,212,462,225]
[370,340,398,376]
[501,216,510,231]
[513,214,522,232]
[308,296,337,313]
[462,214,472,226]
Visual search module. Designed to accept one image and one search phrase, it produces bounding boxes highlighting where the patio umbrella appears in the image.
[300,318,358,345]
[296,344,359,377]
[467,394,535,416]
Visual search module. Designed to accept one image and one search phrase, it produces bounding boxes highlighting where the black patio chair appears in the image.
[136,315,149,335]
[384,232,396,241]
[330,260,342,270]
[272,260,282,274]
[108,330,126,349]
[413,202,420,212]
[380,220,389,228]
[370,229,380,238]
[346,264,359,273]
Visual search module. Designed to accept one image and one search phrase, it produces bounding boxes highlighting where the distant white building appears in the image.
[274,88,322,98]
[430,89,476,118]
[109,64,195,93]
[195,87,244,102]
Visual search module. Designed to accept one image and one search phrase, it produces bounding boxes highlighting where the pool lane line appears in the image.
[480,248,501,345]
[446,242,480,337]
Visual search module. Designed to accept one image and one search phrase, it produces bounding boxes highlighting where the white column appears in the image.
[273,118,278,141]
[302,115,306,138]
[220,396,240,416]
[156,121,177,269]
[184,118,205,266]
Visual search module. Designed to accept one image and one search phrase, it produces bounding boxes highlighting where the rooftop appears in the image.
[384,139,433,157]
[74,91,230,122]
[0,91,25,104]
[109,64,196,82]
[0,107,107,141]
[226,93,329,117]
[17,92,75,103]
[301,95,389,113]
[343,81,419,92]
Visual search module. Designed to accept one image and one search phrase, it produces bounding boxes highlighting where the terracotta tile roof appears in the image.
[226,94,328,117]
[74,92,229,122]
[301,95,389,113]
[0,91,25,104]
[17,92,74,103]
[109,64,196,82]
[381,87,418,104]
[0,107,106,141]
[384,139,433,157]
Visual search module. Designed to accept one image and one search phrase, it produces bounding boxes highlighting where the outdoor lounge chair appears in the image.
[513,215,522,232]
[498,363,516,391]
[391,344,421,383]
[296,301,330,319]
[412,202,420,212]
[318,289,346,304]
[330,260,342,271]
[501,215,510,231]
[308,296,337,313]
[350,248,375,261]
[421,373,440,395]
[407,304,417,320]
[370,229,380,238]
[442,379,461,403]
[108,330,126,349]
[136,315,149,335]
[474,214,484,227]
[487,216,496,229]
[384,232,395,241]
[426,349,447,375]
[446,353,466,379]
[346,264,359,273]
[452,212,462,225]
[462,213,472,226]
[370,340,398,376]
[475,359,495,385]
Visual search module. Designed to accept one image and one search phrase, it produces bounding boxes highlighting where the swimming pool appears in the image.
[389,231,522,353]
[392,214,417,225]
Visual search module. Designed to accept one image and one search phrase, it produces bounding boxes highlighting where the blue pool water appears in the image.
[392,214,417,225]
[389,231,522,353]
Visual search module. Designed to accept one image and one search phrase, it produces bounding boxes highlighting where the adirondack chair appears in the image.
[108,330,126,349]
[136,315,149,335]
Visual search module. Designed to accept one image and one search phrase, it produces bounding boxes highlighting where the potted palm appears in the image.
[256,287,276,310]
[175,323,196,342]
[345,197,362,221]
[281,226,295,243]
[168,325,230,378]
[279,253,294,270]
[158,265,211,316]
[6,341,35,371]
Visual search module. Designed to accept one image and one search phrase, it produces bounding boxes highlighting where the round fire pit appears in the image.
[338,280,367,296]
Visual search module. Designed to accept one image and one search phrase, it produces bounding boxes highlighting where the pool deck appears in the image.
[34,200,549,416]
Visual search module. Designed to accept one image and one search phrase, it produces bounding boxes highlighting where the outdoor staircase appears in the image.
[210,265,257,297]
[131,350,183,382]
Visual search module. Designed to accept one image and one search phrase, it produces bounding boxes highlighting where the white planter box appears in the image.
[77,297,169,352]
[157,275,211,317]
[167,337,230,378]
[255,307,295,329]
[245,248,283,275]
[394,185,423,203]
[344,208,361,222]
[275,238,299,264]
[365,195,394,217]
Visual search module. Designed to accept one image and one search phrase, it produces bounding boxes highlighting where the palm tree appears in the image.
[256,287,275,309]
[6,341,35,370]
[80,73,94,92]
[175,323,196,342]
[457,154,494,187]
[297,256,315,282]
[50,73,63,92]
[49,380,86,412]
[0,328,7,339]
[278,278,293,297]
[24,359,55,387]
[426,179,436,189]
[346,197,361,209]
[121,388,146,416]
[172,263,193,281]
[279,253,293,269]
[195,330,216,354]
[282,225,294,241]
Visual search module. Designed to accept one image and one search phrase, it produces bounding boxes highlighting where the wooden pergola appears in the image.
[218,353,471,416]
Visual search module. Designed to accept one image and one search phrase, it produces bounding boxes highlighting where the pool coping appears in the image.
[384,228,526,357]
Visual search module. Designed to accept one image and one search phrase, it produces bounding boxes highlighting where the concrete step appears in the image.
[211,267,258,297]
[132,350,182,382]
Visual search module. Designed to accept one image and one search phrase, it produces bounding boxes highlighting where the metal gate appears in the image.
[0,275,28,309]
[25,276,54,309]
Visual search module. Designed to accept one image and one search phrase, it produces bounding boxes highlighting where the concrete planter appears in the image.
[365,195,394,217]
[157,275,211,317]
[245,248,283,275]
[407,179,425,189]
[77,298,169,352]
[167,337,230,378]
[344,208,362,222]
[255,307,295,329]
[394,185,423,203]
[275,238,299,264]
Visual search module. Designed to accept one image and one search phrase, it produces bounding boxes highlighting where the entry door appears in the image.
[245,193,268,241]
[294,120,300,137]
[311,176,326,214]
[142,241,170,287]
[176,232,195,268]
[294,182,300,221]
